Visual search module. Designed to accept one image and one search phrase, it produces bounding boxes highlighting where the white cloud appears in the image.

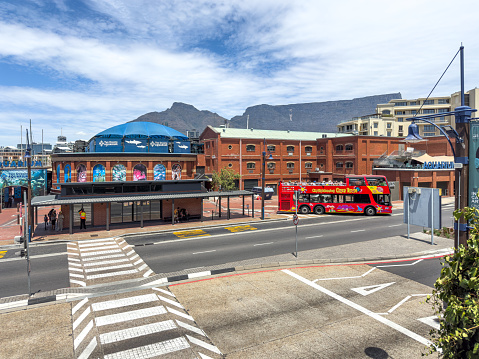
[1,0,479,146]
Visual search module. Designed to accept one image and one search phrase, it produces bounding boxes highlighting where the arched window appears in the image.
[305,146,313,153]
[267,145,275,152]
[246,162,255,169]
[153,164,166,181]
[56,164,60,183]
[305,162,313,168]
[64,164,71,183]
[286,162,295,169]
[267,162,275,169]
[336,162,343,168]
[77,164,87,182]
[246,144,255,152]
[382,110,391,115]
[133,163,147,181]
[286,145,294,152]
[345,144,353,151]
[112,164,126,181]
[93,164,106,182]
[346,162,354,168]
[171,163,182,180]
[335,145,344,151]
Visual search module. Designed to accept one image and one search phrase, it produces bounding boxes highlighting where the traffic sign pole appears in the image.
[294,190,299,257]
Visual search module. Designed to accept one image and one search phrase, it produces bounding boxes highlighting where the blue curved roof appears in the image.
[94,122,188,140]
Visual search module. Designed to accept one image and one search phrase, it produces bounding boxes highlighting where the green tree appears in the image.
[425,206,479,357]
[211,168,240,191]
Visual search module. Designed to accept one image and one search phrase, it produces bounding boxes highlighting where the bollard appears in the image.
[211,210,214,220]
[17,214,20,224]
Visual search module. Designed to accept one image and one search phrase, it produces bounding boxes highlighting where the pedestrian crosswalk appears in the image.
[72,288,222,358]
[67,237,154,287]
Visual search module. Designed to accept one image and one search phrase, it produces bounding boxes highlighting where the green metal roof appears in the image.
[210,127,351,141]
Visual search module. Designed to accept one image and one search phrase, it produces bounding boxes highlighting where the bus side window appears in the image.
[320,195,332,203]
[299,193,309,202]
[310,194,320,203]
[354,194,371,203]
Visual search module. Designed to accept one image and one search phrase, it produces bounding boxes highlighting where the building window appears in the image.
[305,146,313,153]
[409,101,418,106]
[382,110,390,115]
[286,162,295,169]
[423,99,435,105]
[438,99,449,104]
[387,132,392,137]
[246,162,255,169]
[410,110,417,115]
[345,144,353,151]
[305,162,312,168]
[398,125,403,131]
[335,144,343,151]
[397,117,403,122]
[267,162,275,169]
[386,123,392,129]
[396,111,406,115]
[286,145,294,152]
[395,102,407,106]
[346,162,353,168]
[320,163,324,168]
[374,131,378,136]
[320,146,324,153]
[438,108,448,113]
[228,145,233,150]
[336,162,343,168]
[423,125,435,131]
[228,163,233,168]
[267,145,275,152]
[423,109,435,114]
[246,144,255,152]
[373,122,378,128]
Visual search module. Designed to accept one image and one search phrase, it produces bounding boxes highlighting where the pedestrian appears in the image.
[48,208,54,227]
[44,214,49,230]
[79,208,87,229]
[184,208,189,221]
[51,209,57,230]
[57,210,64,231]
[174,207,179,223]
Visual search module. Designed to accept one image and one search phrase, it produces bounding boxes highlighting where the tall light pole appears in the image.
[25,129,33,241]
[261,138,273,220]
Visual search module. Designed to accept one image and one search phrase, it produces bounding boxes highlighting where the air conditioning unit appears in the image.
[211,155,216,159]
[315,168,320,171]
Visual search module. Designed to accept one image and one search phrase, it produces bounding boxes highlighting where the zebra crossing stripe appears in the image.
[99,320,177,345]
[70,273,84,278]
[74,320,93,349]
[73,307,91,330]
[82,258,130,267]
[138,264,147,271]
[81,253,126,261]
[152,287,175,297]
[70,279,87,287]
[92,294,158,312]
[95,306,167,327]
[69,262,82,267]
[78,238,115,244]
[80,245,119,252]
[72,298,89,315]
[83,263,133,273]
[143,269,153,277]
[68,257,81,262]
[186,334,222,354]
[166,307,194,321]
[86,269,138,280]
[80,249,123,257]
[77,337,97,359]
[103,337,190,359]
[176,320,206,336]
[199,353,214,359]
[156,295,184,309]
[78,241,116,248]
[69,267,83,272]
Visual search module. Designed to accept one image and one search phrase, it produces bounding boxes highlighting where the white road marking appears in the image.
[78,241,116,248]
[134,259,143,265]
[73,307,91,330]
[377,259,424,268]
[143,269,153,277]
[192,250,216,255]
[418,315,440,330]
[199,353,214,359]
[95,306,167,327]
[78,237,115,244]
[188,271,211,279]
[70,279,86,287]
[69,267,83,272]
[80,249,123,257]
[350,229,366,233]
[103,337,190,359]
[254,242,274,246]
[167,307,194,321]
[74,320,93,349]
[99,320,177,344]
[314,267,376,282]
[156,295,184,309]
[70,273,84,278]
[81,253,126,261]
[82,258,131,267]
[72,298,89,315]
[69,262,82,267]
[186,334,222,354]
[79,245,119,252]
[0,252,68,263]
[176,320,206,336]
[138,264,148,271]
[86,269,138,280]
[83,263,133,273]
[305,235,323,239]
[77,337,97,359]
[388,224,403,227]
[283,269,432,347]
[386,294,430,314]
[153,287,176,297]
[92,294,158,312]
[351,282,395,296]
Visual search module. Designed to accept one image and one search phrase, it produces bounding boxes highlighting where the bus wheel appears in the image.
[314,205,325,215]
[299,206,311,214]
[364,206,376,216]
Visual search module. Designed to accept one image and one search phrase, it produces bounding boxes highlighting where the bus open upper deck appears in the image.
[278,175,392,216]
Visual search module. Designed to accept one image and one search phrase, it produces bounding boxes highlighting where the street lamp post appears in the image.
[404,46,476,248]
[261,138,273,220]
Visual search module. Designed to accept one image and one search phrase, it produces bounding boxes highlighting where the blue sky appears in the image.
[1,0,479,147]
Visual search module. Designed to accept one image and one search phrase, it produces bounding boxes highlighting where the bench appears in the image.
[163,214,201,222]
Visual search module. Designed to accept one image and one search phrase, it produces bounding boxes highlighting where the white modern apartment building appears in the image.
[338,88,479,137]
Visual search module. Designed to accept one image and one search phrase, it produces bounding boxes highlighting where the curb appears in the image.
[0,248,453,312]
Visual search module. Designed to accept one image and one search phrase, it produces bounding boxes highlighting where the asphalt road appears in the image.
[0,203,454,298]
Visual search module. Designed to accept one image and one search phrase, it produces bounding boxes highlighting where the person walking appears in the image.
[51,209,57,231]
[57,210,64,231]
[79,208,87,229]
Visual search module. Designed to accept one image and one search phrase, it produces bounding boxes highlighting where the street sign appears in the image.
[293,214,299,225]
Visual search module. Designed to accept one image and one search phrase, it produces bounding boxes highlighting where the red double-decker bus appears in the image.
[278,175,392,216]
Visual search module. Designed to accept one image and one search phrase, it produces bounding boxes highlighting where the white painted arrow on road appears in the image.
[351,282,395,296]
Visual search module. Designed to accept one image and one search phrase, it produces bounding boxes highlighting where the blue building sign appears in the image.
[174,141,191,153]
[0,160,42,168]
[422,161,454,169]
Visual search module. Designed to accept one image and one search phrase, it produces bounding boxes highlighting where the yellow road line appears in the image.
[224,225,257,233]
[173,229,210,239]
[0,251,7,259]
